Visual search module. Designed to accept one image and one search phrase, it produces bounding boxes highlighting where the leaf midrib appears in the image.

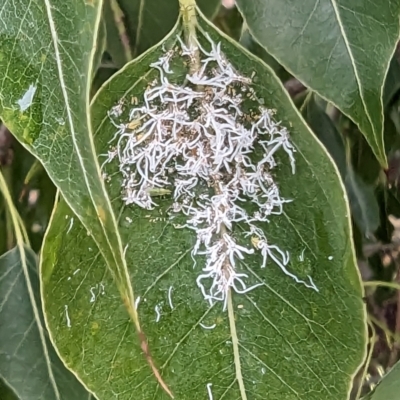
[227,290,247,400]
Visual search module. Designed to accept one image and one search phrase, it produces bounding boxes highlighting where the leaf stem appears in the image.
[110,0,133,62]
[179,0,201,74]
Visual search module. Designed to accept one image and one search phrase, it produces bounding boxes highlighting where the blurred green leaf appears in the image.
[383,57,400,109]
[239,27,282,74]
[345,165,380,238]
[0,379,19,400]
[236,0,400,167]
[0,0,138,339]
[0,247,92,400]
[41,8,366,399]
[104,0,221,66]
[301,94,346,177]
[302,94,380,237]
[103,0,133,68]
[362,360,400,400]
[213,4,243,41]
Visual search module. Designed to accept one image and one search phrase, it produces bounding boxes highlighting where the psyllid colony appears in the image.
[103,31,318,311]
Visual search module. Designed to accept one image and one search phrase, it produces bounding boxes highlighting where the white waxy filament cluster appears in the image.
[105,33,318,310]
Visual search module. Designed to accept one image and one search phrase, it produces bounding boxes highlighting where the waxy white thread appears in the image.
[64,305,71,328]
[206,383,213,400]
[200,322,216,330]
[90,286,97,303]
[155,304,161,322]
[168,286,174,309]
[105,32,318,310]
[134,296,141,310]
[298,248,305,262]
[66,217,74,234]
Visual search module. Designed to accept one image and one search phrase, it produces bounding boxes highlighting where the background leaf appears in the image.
[302,94,380,237]
[40,11,366,400]
[239,27,282,74]
[383,56,400,109]
[0,247,92,400]
[235,0,400,167]
[93,17,107,82]
[361,360,400,399]
[0,379,19,400]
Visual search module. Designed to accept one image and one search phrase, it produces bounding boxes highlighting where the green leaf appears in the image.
[41,6,366,400]
[0,0,139,338]
[105,0,221,65]
[0,247,92,400]
[235,0,400,168]
[361,360,400,400]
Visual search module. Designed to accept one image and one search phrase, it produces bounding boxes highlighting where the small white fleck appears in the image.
[155,304,161,322]
[73,269,80,275]
[168,286,174,309]
[200,322,216,330]
[88,247,93,252]
[123,244,129,258]
[64,305,71,328]
[298,248,305,262]
[328,256,333,261]
[90,286,97,303]
[261,367,266,374]
[31,223,42,233]
[125,216,133,223]
[67,277,71,281]
[66,217,74,234]
[206,383,213,400]
[135,296,141,310]
[65,215,69,220]
[27,189,39,206]
[100,282,105,295]
[55,117,65,125]
[17,84,37,111]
